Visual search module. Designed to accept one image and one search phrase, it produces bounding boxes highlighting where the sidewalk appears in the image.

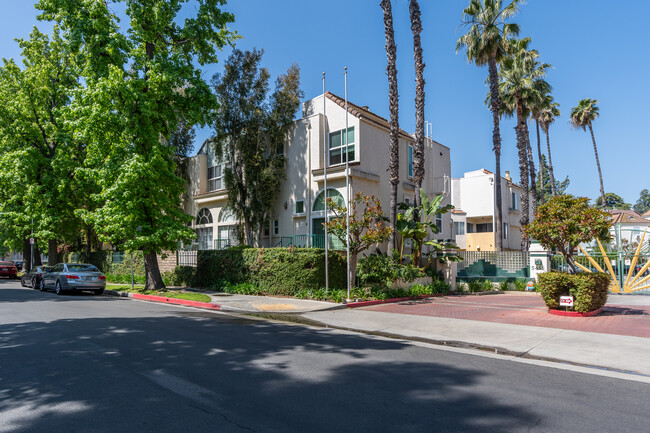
[303,293,650,377]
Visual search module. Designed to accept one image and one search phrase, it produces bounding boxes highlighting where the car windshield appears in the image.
[67,264,100,272]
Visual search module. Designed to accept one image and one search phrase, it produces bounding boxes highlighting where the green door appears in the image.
[313,218,344,250]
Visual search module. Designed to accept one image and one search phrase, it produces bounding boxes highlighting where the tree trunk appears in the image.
[515,107,530,251]
[143,250,165,291]
[47,239,58,266]
[545,130,557,196]
[588,124,606,208]
[33,240,42,266]
[410,0,425,209]
[487,57,503,251]
[350,253,359,291]
[23,238,31,272]
[525,122,538,218]
[381,0,400,253]
[535,120,543,204]
[86,225,92,255]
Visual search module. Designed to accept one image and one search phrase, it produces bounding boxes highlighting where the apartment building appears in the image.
[451,169,531,251]
[183,92,452,250]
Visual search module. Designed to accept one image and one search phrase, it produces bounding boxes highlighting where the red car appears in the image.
[0,261,18,279]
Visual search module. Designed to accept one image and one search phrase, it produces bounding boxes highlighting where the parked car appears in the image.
[21,265,53,289]
[0,261,18,279]
[40,263,106,295]
[13,260,23,272]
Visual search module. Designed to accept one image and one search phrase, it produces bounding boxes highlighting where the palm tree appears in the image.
[570,98,605,208]
[496,37,550,249]
[538,95,560,196]
[381,0,400,251]
[410,0,425,210]
[457,0,523,252]
[530,89,547,203]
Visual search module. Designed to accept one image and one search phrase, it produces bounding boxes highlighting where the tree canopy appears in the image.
[633,189,650,215]
[595,193,631,210]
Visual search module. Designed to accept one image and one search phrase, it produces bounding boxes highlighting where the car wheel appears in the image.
[20,278,26,287]
[94,289,104,296]
[31,278,37,289]
[39,279,46,291]
[55,281,64,295]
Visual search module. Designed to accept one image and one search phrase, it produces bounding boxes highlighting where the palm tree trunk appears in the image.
[487,57,503,252]
[381,0,399,252]
[588,124,606,208]
[515,107,530,251]
[525,122,538,218]
[535,120,543,204]
[410,0,425,209]
[545,130,557,196]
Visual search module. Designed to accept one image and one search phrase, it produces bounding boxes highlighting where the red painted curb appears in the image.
[347,294,438,308]
[132,293,221,310]
[548,308,603,317]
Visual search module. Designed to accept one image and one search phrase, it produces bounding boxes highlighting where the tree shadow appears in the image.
[2,302,640,432]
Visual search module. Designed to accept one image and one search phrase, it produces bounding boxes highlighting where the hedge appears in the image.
[194,247,347,295]
[536,272,610,313]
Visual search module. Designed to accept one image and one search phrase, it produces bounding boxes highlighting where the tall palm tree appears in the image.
[381,0,399,251]
[410,0,425,209]
[538,96,560,196]
[495,37,550,249]
[570,98,605,208]
[457,0,522,252]
[530,88,547,203]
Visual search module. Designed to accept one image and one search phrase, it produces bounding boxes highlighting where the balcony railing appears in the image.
[273,234,326,248]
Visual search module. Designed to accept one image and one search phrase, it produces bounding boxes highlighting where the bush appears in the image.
[513,278,527,291]
[467,279,484,293]
[499,280,510,291]
[482,279,493,292]
[195,248,347,295]
[163,266,196,287]
[356,254,425,288]
[536,272,610,312]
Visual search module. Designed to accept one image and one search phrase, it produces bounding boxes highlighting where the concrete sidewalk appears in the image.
[206,292,344,313]
[303,294,650,377]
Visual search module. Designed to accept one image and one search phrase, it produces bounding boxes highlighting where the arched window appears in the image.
[196,208,213,225]
[312,189,345,212]
[218,207,237,223]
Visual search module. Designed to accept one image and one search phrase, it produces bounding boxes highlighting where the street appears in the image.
[1,277,648,433]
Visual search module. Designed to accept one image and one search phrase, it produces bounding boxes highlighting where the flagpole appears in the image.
[344,67,351,302]
[322,72,329,292]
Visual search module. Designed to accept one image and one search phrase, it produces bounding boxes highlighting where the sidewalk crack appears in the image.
[516,329,566,358]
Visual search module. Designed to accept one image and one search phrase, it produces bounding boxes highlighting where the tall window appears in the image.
[408,145,414,178]
[454,221,465,236]
[207,164,224,192]
[503,222,509,239]
[436,214,443,233]
[195,208,213,250]
[511,191,519,210]
[329,127,355,166]
[313,189,345,211]
[217,207,238,248]
[196,208,213,225]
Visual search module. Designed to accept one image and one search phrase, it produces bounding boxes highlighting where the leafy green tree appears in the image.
[524,195,611,274]
[212,49,303,246]
[595,193,631,210]
[0,27,82,266]
[570,98,605,208]
[457,0,523,251]
[381,0,400,252]
[536,154,569,203]
[37,0,236,290]
[325,192,392,289]
[495,37,550,242]
[633,189,650,215]
[537,95,561,196]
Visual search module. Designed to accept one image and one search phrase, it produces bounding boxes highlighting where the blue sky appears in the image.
[2,1,647,205]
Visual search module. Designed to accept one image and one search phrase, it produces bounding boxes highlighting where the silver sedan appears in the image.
[41,263,107,295]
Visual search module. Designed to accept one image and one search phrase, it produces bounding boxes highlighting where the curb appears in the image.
[548,308,603,317]
[346,294,436,308]
[104,289,222,310]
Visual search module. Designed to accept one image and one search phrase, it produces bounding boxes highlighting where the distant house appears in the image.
[608,209,650,252]
[183,92,453,250]
[451,169,533,251]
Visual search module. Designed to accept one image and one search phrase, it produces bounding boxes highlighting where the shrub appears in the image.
[357,254,425,288]
[195,248,347,295]
[513,278,527,291]
[482,279,493,292]
[163,266,196,287]
[536,272,610,312]
[456,282,467,293]
[499,280,510,291]
[467,279,484,293]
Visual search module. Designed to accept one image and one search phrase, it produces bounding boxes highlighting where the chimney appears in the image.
[505,171,511,182]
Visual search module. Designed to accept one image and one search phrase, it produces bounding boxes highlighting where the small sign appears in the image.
[526,281,535,291]
[559,296,574,307]
[29,238,34,245]
[625,259,631,266]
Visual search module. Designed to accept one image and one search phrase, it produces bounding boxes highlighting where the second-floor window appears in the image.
[329,126,355,166]
[408,145,414,178]
[454,221,465,236]
[511,191,519,210]
[207,164,224,192]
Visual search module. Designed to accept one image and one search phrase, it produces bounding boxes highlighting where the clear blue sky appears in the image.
[2,1,648,205]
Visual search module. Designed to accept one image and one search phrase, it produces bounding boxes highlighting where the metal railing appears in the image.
[273,234,327,249]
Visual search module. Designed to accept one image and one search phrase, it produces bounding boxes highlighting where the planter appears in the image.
[548,308,603,317]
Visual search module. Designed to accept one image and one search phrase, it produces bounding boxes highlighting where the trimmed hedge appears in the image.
[194,248,347,294]
[536,272,610,313]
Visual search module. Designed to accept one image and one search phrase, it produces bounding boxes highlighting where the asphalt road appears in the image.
[1,277,648,433]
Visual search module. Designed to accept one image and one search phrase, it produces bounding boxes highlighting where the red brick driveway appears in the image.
[363,293,650,338]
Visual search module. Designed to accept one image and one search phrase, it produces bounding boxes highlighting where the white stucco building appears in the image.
[183,92,453,250]
[451,169,532,251]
